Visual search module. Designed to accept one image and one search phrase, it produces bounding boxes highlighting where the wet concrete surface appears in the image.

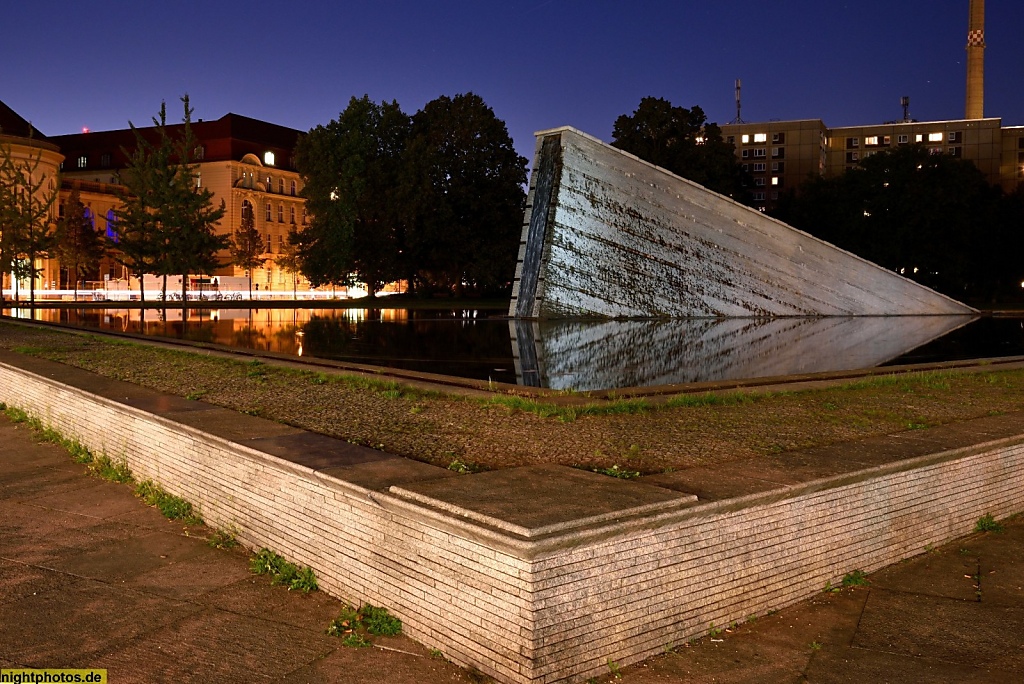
[2,412,1023,683]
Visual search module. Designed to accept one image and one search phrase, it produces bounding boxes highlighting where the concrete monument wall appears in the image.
[509,127,976,318]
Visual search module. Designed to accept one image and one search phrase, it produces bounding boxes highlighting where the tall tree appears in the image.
[401,92,527,294]
[0,140,59,306]
[231,203,265,299]
[277,229,303,299]
[53,188,107,301]
[612,97,749,201]
[294,95,410,296]
[158,96,228,305]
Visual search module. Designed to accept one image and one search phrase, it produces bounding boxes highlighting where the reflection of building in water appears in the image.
[511,316,975,391]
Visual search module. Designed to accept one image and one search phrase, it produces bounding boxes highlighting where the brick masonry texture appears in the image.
[2,357,1022,683]
[509,127,975,318]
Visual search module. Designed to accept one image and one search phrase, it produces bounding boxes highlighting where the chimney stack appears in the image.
[965,0,985,119]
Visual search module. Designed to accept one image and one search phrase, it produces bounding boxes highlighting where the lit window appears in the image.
[915,134,924,143]
[264,151,275,166]
[741,134,750,144]
[864,136,879,146]
[77,156,88,169]
[883,136,891,145]
[771,177,779,186]
[753,133,767,143]
[928,132,943,142]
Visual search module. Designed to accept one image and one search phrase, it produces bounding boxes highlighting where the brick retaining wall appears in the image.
[1,355,1021,683]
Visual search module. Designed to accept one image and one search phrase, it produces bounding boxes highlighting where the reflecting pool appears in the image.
[3,306,1022,391]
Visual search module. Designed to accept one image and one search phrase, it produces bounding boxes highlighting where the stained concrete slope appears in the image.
[509,127,976,318]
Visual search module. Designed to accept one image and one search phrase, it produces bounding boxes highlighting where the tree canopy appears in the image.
[612,97,749,201]
[772,144,1024,301]
[295,92,527,297]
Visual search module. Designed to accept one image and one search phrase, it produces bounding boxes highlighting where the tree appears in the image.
[773,144,1023,301]
[0,140,59,306]
[401,92,527,294]
[53,188,107,301]
[277,229,303,299]
[294,95,410,296]
[612,97,749,201]
[231,202,265,299]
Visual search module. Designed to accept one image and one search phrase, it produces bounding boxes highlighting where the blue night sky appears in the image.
[3,1,1022,165]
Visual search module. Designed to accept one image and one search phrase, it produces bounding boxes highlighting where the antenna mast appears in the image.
[731,79,744,124]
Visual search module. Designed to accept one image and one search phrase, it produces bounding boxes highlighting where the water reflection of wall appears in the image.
[511,316,975,391]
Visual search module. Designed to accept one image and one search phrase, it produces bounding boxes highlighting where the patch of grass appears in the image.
[310,372,329,385]
[448,457,484,474]
[592,464,641,479]
[185,390,207,401]
[88,454,134,484]
[207,527,239,549]
[810,641,823,650]
[429,648,446,660]
[607,659,622,679]
[975,514,1004,533]
[3,405,31,424]
[134,480,202,524]
[841,570,870,588]
[250,548,318,592]
[327,603,402,646]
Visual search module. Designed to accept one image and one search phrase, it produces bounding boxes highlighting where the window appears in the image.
[278,179,285,194]
[302,208,307,224]
[741,150,749,159]
[277,234,284,251]
[846,137,859,149]
[726,136,735,144]
[289,206,296,223]
[752,192,766,201]
[771,147,784,159]
[753,148,766,158]
[772,161,785,172]
[882,135,891,146]
[242,200,254,222]
[264,151,275,166]
[77,155,88,169]
[195,172,201,188]
[754,177,766,186]
[266,176,273,192]
[290,180,296,196]
[772,132,785,144]
[949,147,962,158]
[265,203,272,221]
[948,131,962,143]
[100,153,111,166]
[741,134,750,144]
[898,134,909,144]
[771,177,780,186]
[915,134,924,143]
[864,136,879,146]
[753,163,766,172]
[753,133,767,143]
[846,151,859,163]
[929,147,943,155]
[58,203,65,218]
[770,191,779,200]
[928,132,943,143]
[277,204,284,222]
[1019,138,1024,149]
[194,145,205,160]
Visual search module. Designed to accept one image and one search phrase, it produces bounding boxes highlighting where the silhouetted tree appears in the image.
[612,97,749,201]
[54,188,106,301]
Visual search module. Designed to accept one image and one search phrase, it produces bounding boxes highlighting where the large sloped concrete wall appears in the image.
[509,127,976,318]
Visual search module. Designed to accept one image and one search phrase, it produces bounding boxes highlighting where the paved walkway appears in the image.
[2,413,1023,683]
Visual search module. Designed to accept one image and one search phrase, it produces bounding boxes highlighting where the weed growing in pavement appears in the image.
[607,659,622,678]
[447,457,484,474]
[841,570,870,588]
[135,480,203,524]
[327,603,403,646]
[592,464,641,480]
[810,641,823,650]
[975,514,1004,533]
[88,454,134,484]
[250,548,319,592]
[207,527,240,549]
[429,648,446,660]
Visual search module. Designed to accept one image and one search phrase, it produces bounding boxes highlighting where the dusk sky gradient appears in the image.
[4,1,1022,166]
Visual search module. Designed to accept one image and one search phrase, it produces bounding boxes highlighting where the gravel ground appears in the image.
[3,320,1024,475]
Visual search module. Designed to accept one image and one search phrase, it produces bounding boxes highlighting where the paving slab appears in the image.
[247,431,394,470]
[319,457,459,491]
[204,574,350,634]
[93,607,336,682]
[0,559,82,606]
[164,405,305,443]
[868,546,982,602]
[41,529,211,584]
[0,580,202,666]
[802,645,1005,684]
[641,467,778,501]
[279,642,472,684]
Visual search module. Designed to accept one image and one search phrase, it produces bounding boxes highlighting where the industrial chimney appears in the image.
[965,0,985,119]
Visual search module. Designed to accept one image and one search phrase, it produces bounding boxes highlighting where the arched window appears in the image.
[106,209,119,242]
[290,180,296,196]
[242,200,254,223]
